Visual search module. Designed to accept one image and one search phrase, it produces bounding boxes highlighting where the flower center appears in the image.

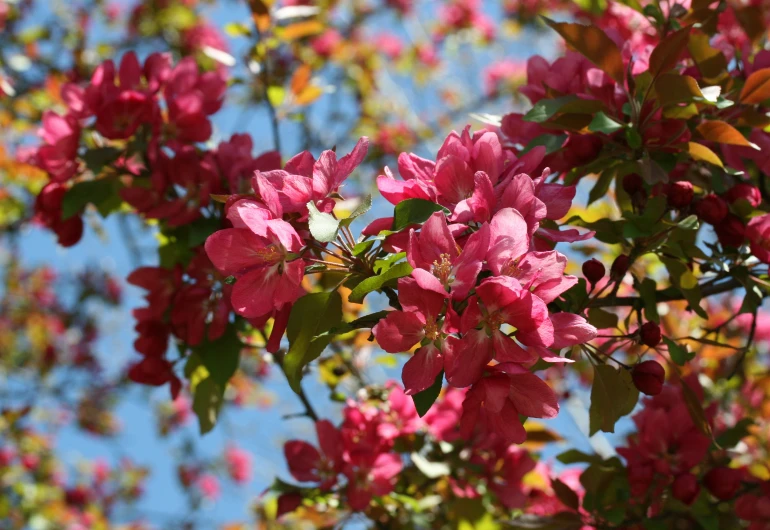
[500,257,523,278]
[424,319,440,341]
[486,311,505,332]
[431,253,454,285]
[251,244,282,265]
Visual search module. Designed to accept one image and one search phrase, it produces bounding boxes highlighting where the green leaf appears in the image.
[284,291,343,393]
[663,336,692,365]
[187,216,221,248]
[552,479,580,511]
[588,169,616,205]
[391,199,449,232]
[352,240,375,256]
[339,194,372,228]
[639,278,660,323]
[589,365,639,435]
[194,325,242,386]
[348,262,413,304]
[523,95,578,123]
[62,178,119,219]
[625,127,643,149]
[661,257,708,318]
[716,418,754,448]
[191,377,224,434]
[588,112,625,134]
[307,201,340,243]
[411,370,444,417]
[519,134,567,155]
[82,146,122,175]
[677,214,699,230]
[311,310,390,340]
[588,308,619,330]
[557,449,601,465]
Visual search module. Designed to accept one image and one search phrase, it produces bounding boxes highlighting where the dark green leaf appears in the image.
[588,112,625,134]
[523,95,579,123]
[194,325,242,386]
[62,178,118,219]
[192,377,224,435]
[639,278,660,323]
[715,418,754,448]
[348,262,413,304]
[284,291,343,393]
[411,370,444,417]
[680,378,713,438]
[588,169,616,205]
[391,199,449,232]
[589,364,639,435]
[557,449,601,465]
[663,336,693,365]
[552,479,580,511]
[339,194,372,228]
[82,146,122,175]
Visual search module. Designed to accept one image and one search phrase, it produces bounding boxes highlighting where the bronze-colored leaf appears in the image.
[696,120,759,149]
[649,26,692,77]
[543,18,625,83]
[740,68,770,105]
[654,73,705,106]
[290,64,311,95]
[688,31,728,83]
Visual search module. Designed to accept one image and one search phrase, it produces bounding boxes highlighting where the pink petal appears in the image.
[508,373,559,419]
[444,331,493,388]
[372,311,426,353]
[550,313,597,349]
[402,345,443,395]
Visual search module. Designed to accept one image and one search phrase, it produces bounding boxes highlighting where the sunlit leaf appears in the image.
[543,19,625,83]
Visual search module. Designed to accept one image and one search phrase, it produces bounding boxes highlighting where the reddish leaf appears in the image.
[649,26,693,77]
[543,18,625,83]
[680,378,713,438]
[654,73,706,106]
[696,120,759,149]
[740,68,770,104]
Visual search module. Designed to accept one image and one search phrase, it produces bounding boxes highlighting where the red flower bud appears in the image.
[704,467,743,500]
[640,321,661,347]
[632,360,665,396]
[622,173,644,195]
[667,181,694,209]
[54,215,84,247]
[610,254,630,281]
[65,485,91,508]
[694,194,728,225]
[582,258,605,285]
[672,473,700,505]
[725,183,761,208]
[715,214,746,248]
[277,492,303,518]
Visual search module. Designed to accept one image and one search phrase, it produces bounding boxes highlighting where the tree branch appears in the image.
[589,278,743,308]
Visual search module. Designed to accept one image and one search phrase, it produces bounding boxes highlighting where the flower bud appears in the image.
[610,254,630,281]
[672,473,700,505]
[622,173,644,196]
[715,214,746,248]
[725,183,761,208]
[640,321,661,347]
[704,467,743,501]
[694,194,728,225]
[582,258,605,285]
[632,360,665,396]
[277,492,303,518]
[667,181,694,209]
[55,216,84,247]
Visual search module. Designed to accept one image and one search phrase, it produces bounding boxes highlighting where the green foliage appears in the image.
[589,364,639,435]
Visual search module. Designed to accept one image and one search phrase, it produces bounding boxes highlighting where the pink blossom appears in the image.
[205,200,305,319]
[407,212,489,299]
[196,473,220,501]
[225,445,253,484]
[372,278,448,394]
[747,213,770,264]
[284,420,344,490]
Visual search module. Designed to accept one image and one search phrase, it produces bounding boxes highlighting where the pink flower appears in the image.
[225,445,253,484]
[284,420,343,489]
[483,60,526,96]
[445,276,552,387]
[372,278,448,394]
[37,112,80,182]
[344,452,402,511]
[459,365,559,444]
[407,212,489,300]
[255,137,369,219]
[747,213,770,264]
[164,57,226,144]
[205,200,305,319]
[196,473,220,501]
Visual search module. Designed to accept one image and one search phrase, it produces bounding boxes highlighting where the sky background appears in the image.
[10,0,635,526]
